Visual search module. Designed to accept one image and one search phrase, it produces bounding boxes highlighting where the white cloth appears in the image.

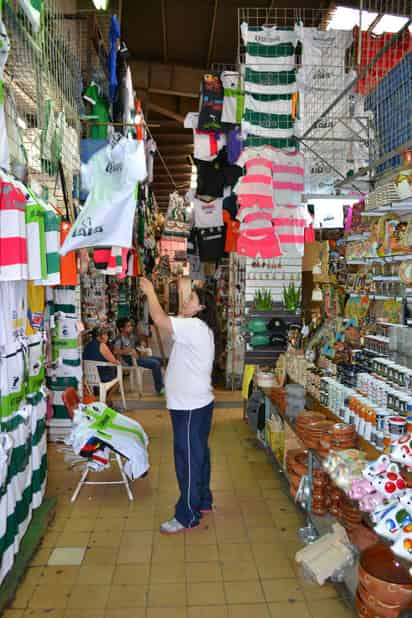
[165,317,214,410]
[193,197,223,228]
[313,200,344,229]
[184,112,199,129]
[67,403,150,481]
[60,138,147,255]
[0,19,10,172]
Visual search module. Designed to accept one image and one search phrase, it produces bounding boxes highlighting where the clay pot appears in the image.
[355,592,376,618]
[359,543,412,607]
[357,584,401,618]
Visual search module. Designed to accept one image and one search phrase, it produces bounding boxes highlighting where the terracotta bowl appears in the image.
[359,543,412,607]
[355,592,377,618]
[357,584,401,618]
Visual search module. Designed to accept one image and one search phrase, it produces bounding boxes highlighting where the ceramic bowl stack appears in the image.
[340,496,363,532]
[357,543,412,617]
[270,387,288,414]
[295,411,325,442]
[330,423,357,450]
[329,486,345,519]
[285,449,330,514]
[304,420,336,451]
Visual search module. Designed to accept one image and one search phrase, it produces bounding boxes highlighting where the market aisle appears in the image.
[5,393,356,618]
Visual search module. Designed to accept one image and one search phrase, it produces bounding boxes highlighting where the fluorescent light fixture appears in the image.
[372,15,410,34]
[191,165,197,174]
[92,0,109,9]
[327,6,378,31]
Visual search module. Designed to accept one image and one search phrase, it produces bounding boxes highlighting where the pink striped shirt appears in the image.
[272,205,311,257]
[0,172,28,281]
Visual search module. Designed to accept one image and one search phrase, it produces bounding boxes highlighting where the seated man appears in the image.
[114,318,165,396]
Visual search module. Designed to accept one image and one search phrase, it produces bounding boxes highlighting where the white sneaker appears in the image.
[160,517,185,534]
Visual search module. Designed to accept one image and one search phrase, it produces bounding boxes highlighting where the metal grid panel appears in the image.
[238,5,411,191]
[3,0,81,212]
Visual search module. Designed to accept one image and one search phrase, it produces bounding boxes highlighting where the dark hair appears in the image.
[116,317,131,331]
[193,287,221,360]
[91,327,110,340]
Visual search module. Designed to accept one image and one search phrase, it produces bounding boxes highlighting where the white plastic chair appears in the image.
[83,361,127,409]
[121,349,153,398]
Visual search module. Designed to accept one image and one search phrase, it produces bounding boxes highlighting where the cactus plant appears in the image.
[283,281,301,311]
[254,289,273,311]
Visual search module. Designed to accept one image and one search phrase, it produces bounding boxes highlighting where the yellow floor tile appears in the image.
[187,607,228,618]
[185,544,219,563]
[227,604,270,618]
[185,561,222,583]
[9,581,37,610]
[151,561,186,583]
[147,607,187,618]
[268,601,312,618]
[112,563,150,586]
[105,610,146,618]
[40,566,80,586]
[76,564,115,585]
[82,546,118,566]
[221,561,259,582]
[261,578,304,603]
[148,583,187,607]
[29,584,72,610]
[186,581,225,606]
[218,543,254,563]
[306,599,357,618]
[2,610,23,618]
[117,543,152,564]
[106,585,148,609]
[224,580,265,604]
[23,610,66,618]
[66,584,110,610]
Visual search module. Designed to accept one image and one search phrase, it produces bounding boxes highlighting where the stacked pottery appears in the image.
[357,543,412,617]
[304,420,335,450]
[270,387,288,414]
[295,411,326,442]
[340,496,363,532]
[329,486,345,519]
[330,423,357,450]
[285,449,329,514]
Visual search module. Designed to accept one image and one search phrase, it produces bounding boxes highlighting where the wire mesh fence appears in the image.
[237,5,412,192]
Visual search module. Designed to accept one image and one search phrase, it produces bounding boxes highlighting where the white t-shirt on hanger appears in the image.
[0,19,10,172]
[193,197,224,228]
[60,138,147,255]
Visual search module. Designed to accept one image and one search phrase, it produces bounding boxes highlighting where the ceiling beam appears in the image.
[148,103,185,123]
[207,0,219,68]
[161,0,168,63]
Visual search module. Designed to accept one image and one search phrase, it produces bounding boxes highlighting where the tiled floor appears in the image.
[4,391,356,618]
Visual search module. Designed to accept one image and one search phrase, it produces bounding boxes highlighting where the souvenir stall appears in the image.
[234,6,412,612]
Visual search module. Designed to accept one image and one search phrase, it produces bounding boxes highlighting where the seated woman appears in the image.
[114,317,165,396]
[83,327,120,406]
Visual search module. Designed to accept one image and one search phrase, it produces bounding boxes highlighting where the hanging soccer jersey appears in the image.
[18,0,43,33]
[193,197,224,228]
[198,73,224,131]
[221,72,245,125]
[241,23,299,70]
[0,280,26,354]
[59,220,78,286]
[35,203,60,286]
[194,130,226,162]
[25,195,47,282]
[272,205,311,257]
[297,28,353,92]
[271,149,304,207]
[26,281,45,337]
[0,172,28,281]
[83,82,110,141]
[61,138,147,255]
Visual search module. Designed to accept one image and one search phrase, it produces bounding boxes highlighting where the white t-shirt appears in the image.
[165,317,214,410]
[60,138,147,255]
[193,197,223,228]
